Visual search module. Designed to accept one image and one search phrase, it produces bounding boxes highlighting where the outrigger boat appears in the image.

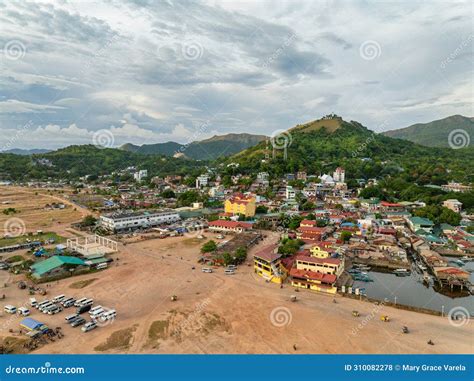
[393,268,410,276]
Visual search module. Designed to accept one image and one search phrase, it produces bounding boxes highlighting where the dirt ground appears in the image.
[0,233,472,354]
[0,186,87,237]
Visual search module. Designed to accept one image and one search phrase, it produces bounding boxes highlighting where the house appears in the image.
[208,220,252,233]
[443,199,462,213]
[296,226,328,241]
[309,242,332,258]
[30,256,86,279]
[253,245,287,284]
[408,217,434,233]
[224,193,256,217]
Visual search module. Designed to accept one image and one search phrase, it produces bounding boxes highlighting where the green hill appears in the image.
[382,115,473,148]
[225,116,473,185]
[119,133,266,160]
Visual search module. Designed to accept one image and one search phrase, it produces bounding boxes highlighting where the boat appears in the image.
[460,256,472,262]
[393,269,410,276]
[449,259,465,266]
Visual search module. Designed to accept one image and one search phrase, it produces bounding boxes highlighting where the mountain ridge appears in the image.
[382,115,473,148]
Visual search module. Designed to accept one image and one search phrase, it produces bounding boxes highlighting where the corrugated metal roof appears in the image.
[31,255,85,276]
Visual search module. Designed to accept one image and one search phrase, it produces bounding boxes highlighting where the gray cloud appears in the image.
[0,0,471,149]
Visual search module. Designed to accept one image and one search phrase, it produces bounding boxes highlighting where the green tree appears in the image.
[340,231,353,242]
[201,240,217,253]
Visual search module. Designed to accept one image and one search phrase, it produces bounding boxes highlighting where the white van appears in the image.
[224,269,235,275]
[101,309,116,321]
[4,305,17,314]
[201,267,213,273]
[36,300,51,309]
[74,298,87,307]
[29,298,38,308]
[96,263,108,270]
[18,307,30,316]
[52,294,65,303]
[81,299,94,307]
[90,308,105,319]
[39,302,54,312]
[89,305,103,313]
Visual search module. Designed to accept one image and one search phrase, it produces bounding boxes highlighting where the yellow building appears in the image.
[224,193,256,217]
[310,244,331,259]
[253,245,287,284]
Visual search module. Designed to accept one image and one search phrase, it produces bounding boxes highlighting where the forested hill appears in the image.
[224,117,473,185]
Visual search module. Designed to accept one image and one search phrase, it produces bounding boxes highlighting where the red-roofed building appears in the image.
[300,219,317,228]
[289,267,338,294]
[253,245,287,284]
[208,220,252,233]
[296,226,328,241]
[295,255,344,277]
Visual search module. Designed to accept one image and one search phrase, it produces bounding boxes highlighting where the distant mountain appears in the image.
[119,133,267,160]
[2,148,50,155]
[382,115,473,148]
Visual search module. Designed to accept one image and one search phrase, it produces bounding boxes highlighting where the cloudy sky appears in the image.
[0,0,472,150]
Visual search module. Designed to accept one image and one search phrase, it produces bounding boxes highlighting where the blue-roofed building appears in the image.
[20,318,48,332]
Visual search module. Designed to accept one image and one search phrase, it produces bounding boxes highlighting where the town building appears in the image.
[407,216,434,233]
[30,256,86,279]
[253,245,287,284]
[208,220,252,233]
[100,209,180,232]
[441,182,473,193]
[134,169,148,182]
[443,199,462,213]
[333,167,345,183]
[285,186,296,200]
[196,174,210,189]
[224,193,256,217]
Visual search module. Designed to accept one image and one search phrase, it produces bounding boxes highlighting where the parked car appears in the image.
[201,268,213,273]
[224,269,235,275]
[29,298,38,308]
[70,317,86,327]
[18,307,30,316]
[65,314,79,323]
[74,298,87,307]
[47,305,62,315]
[81,321,97,332]
[52,294,65,303]
[61,297,75,306]
[63,299,76,308]
[4,305,17,314]
[76,304,92,314]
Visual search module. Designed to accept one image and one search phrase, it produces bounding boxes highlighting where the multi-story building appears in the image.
[333,167,345,183]
[285,186,296,200]
[443,199,462,213]
[224,193,256,217]
[253,245,287,284]
[134,169,148,182]
[441,182,473,193]
[196,174,210,189]
[207,220,252,233]
[100,209,180,232]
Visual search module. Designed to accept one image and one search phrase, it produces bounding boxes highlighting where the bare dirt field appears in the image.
[0,186,87,237]
[1,233,472,354]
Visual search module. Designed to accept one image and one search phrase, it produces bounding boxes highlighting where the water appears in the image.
[353,260,474,315]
